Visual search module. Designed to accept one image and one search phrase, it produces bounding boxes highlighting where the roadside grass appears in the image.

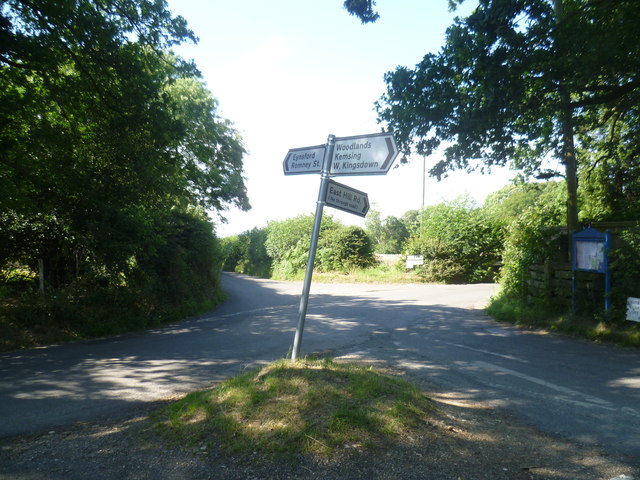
[152,358,436,458]
[487,294,640,348]
[275,264,425,284]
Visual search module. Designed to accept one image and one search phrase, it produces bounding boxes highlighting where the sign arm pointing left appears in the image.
[283,145,325,175]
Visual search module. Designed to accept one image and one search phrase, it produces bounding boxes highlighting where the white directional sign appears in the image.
[330,132,398,176]
[324,179,369,217]
[285,132,397,360]
[283,145,325,175]
[406,255,424,269]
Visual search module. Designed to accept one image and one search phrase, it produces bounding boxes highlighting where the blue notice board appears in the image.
[572,228,611,311]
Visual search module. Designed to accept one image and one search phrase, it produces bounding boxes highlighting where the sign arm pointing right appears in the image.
[330,132,398,176]
[380,137,396,171]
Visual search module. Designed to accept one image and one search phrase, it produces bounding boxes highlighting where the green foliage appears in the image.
[164,77,249,212]
[133,209,222,308]
[221,228,272,278]
[1,209,225,351]
[265,214,333,279]
[579,151,640,222]
[373,0,640,232]
[316,225,375,272]
[343,0,379,24]
[0,1,248,350]
[264,215,318,278]
[265,214,340,261]
[405,197,503,283]
[499,198,566,299]
[483,181,566,227]
[365,210,409,254]
[223,214,376,280]
[609,227,640,320]
[219,235,243,272]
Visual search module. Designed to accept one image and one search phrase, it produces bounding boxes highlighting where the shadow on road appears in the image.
[0,273,638,476]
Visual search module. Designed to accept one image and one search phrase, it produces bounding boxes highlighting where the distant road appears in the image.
[0,273,638,462]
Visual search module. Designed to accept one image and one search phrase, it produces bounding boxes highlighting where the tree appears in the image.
[365,209,409,254]
[578,114,640,222]
[0,0,250,340]
[343,0,379,23]
[0,0,248,283]
[345,0,640,234]
[165,76,249,214]
[483,181,566,226]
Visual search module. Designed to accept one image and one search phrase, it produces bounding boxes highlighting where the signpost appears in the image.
[325,180,369,217]
[330,133,398,176]
[282,145,325,175]
[286,132,398,361]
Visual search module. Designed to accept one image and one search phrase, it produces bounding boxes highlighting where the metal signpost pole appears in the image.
[291,134,335,361]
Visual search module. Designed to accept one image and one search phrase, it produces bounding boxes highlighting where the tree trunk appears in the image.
[560,97,579,235]
[553,0,580,254]
[38,258,45,297]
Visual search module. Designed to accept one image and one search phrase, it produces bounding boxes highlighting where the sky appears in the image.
[166,0,515,237]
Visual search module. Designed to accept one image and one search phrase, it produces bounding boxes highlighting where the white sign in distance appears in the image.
[283,145,325,175]
[406,255,424,269]
[325,180,369,218]
[627,297,640,323]
[330,132,398,176]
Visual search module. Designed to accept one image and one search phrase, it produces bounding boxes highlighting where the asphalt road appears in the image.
[0,273,638,463]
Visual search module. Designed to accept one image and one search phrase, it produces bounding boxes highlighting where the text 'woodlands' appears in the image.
[332,141,379,170]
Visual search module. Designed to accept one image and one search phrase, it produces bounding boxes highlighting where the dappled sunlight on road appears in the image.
[395,359,449,373]
[1,271,639,473]
[428,390,505,410]
[305,313,361,332]
[607,368,640,390]
[10,357,243,402]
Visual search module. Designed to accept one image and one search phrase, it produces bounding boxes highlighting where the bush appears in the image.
[316,225,376,272]
[0,208,225,352]
[219,228,272,278]
[220,235,244,272]
[405,197,503,283]
[133,209,222,309]
[499,202,565,298]
[265,214,375,279]
[609,226,640,320]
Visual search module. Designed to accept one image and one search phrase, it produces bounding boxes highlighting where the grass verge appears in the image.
[272,265,425,284]
[487,294,640,348]
[152,358,436,458]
